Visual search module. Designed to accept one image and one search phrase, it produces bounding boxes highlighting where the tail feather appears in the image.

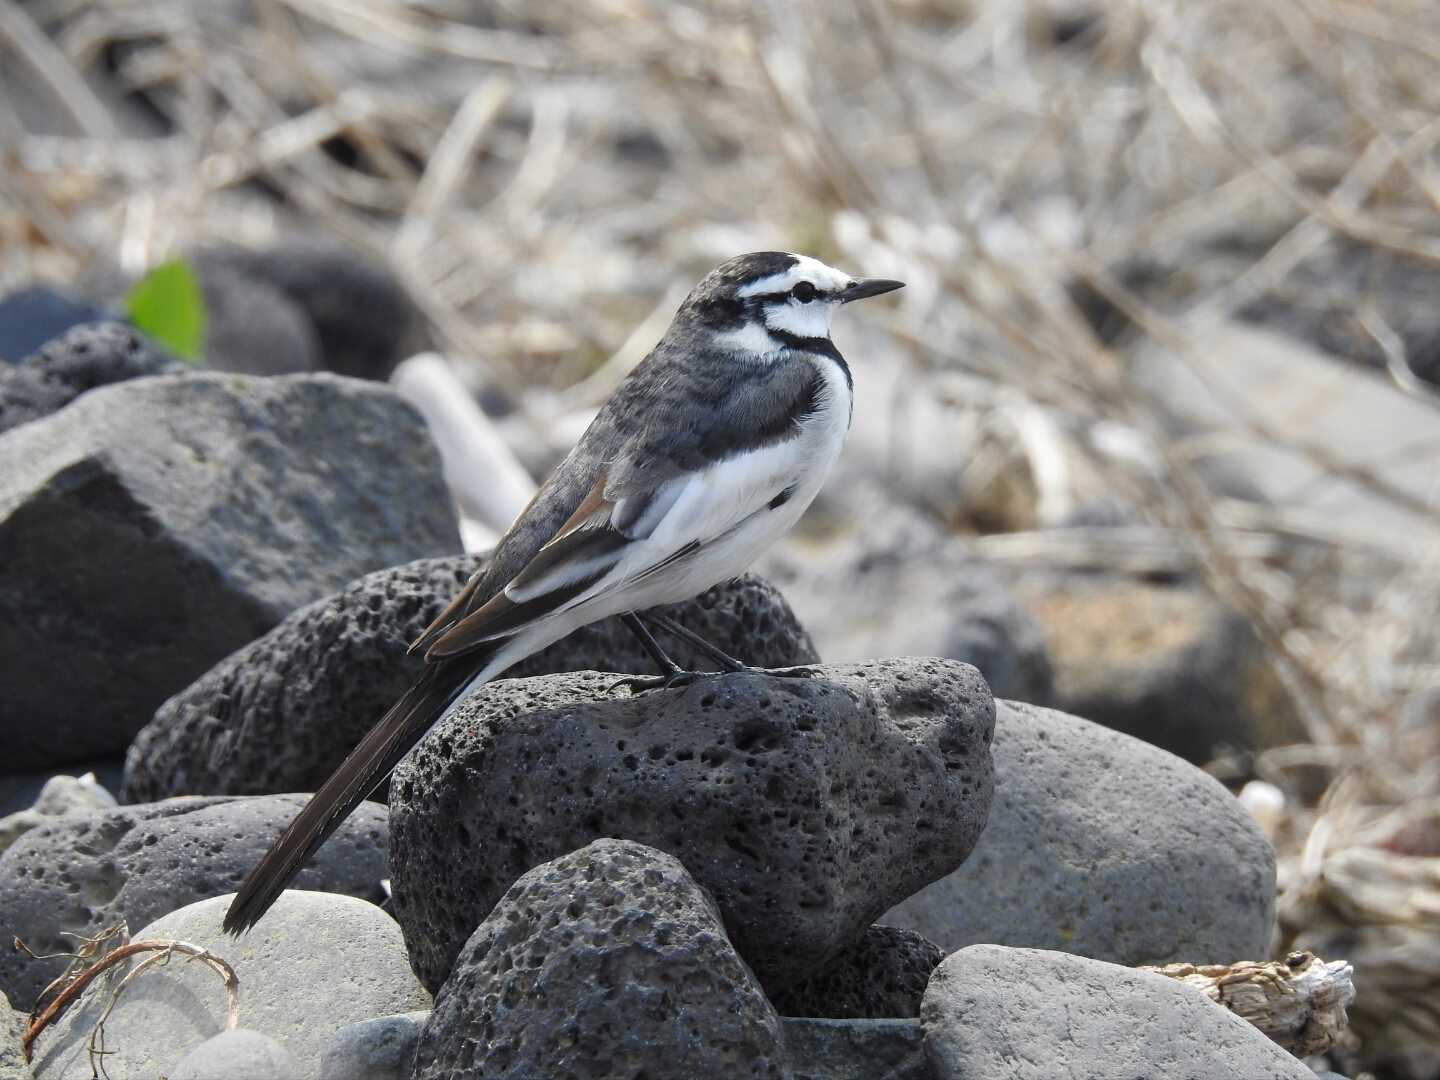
[222,657,481,935]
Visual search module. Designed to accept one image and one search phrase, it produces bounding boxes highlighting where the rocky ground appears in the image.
[0,270,1341,1079]
[5,1,1439,1077]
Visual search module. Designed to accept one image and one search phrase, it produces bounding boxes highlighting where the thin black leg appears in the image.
[638,612,746,672]
[640,612,816,682]
[621,612,683,675]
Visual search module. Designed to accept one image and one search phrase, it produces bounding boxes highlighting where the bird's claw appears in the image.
[608,665,819,695]
[608,670,709,695]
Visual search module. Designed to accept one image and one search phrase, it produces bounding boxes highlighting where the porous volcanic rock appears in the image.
[412,839,788,1080]
[122,568,816,802]
[0,372,460,767]
[0,795,388,1007]
[0,321,182,435]
[883,700,1276,966]
[389,658,995,993]
[771,925,943,1020]
[921,945,1314,1080]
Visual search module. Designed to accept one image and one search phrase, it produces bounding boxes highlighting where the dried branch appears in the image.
[22,938,240,1065]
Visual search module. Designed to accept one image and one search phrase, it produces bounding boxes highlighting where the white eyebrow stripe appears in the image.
[736,253,853,298]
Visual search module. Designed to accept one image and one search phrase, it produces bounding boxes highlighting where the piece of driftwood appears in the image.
[1140,951,1354,1056]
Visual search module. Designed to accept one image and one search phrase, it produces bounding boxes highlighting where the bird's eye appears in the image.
[791,282,818,303]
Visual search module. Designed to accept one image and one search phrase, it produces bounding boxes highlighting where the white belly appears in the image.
[471,354,852,685]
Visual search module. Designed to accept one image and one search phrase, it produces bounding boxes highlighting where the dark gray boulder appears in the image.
[921,945,1314,1080]
[122,569,816,802]
[319,1012,428,1080]
[413,839,788,1080]
[0,321,182,435]
[1016,575,1302,761]
[772,925,942,1020]
[194,262,322,376]
[0,286,108,365]
[321,1011,935,1080]
[0,795,389,1008]
[194,242,424,381]
[389,658,995,994]
[783,1018,930,1080]
[0,372,460,768]
[883,700,1276,966]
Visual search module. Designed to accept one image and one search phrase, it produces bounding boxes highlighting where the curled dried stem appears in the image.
[21,938,239,1066]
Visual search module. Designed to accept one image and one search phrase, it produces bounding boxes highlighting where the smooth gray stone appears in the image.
[0,371,460,768]
[0,795,389,1008]
[921,945,1313,1080]
[414,839,786,1080]
[122,569,815,803]
[783,1018,931,1080]
[389,659,995,994]
[883,700,1276,966]
[169,1030,296,1080]
[30,892,428,1080]
[318,1011,428,1080]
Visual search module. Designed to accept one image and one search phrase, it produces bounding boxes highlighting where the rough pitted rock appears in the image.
[772,925,942,1019]
[30,892,428,1080]
[169,1031,297,1080]
[921,945,1314,1080]
[0,795,388,1007]
[0,372,460,768]
[122,567,816,802]
[783,1018,929,1080]
[390,658,994,994]
[413,839,788,1080]
[194,241,424,381]
[0,774,116,854]
[0,321,182,435]
[883,700,1275,966]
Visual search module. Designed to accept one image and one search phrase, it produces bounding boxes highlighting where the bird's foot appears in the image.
[609,664,819,695]
[609,669,714,695]
[765,665,819,680]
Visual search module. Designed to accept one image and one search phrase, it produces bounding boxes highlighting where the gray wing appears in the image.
[411,343,827,660]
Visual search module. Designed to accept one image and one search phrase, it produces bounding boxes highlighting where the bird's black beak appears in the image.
[839,278,905,303]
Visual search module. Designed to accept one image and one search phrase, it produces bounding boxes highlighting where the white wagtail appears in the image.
[223,251,903,934]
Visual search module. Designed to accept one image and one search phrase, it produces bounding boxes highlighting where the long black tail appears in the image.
[222,658,479,935]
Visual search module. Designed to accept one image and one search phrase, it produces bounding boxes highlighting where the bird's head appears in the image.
[676,251,903,355]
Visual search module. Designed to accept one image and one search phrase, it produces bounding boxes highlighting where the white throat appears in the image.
[763,299,837,339]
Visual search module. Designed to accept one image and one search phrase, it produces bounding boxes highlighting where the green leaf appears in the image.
[126,260,207,364]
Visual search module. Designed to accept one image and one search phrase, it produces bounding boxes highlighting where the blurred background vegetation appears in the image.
[3,1,1440,1075]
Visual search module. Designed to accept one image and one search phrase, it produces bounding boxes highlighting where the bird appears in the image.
[222,251,903,935]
